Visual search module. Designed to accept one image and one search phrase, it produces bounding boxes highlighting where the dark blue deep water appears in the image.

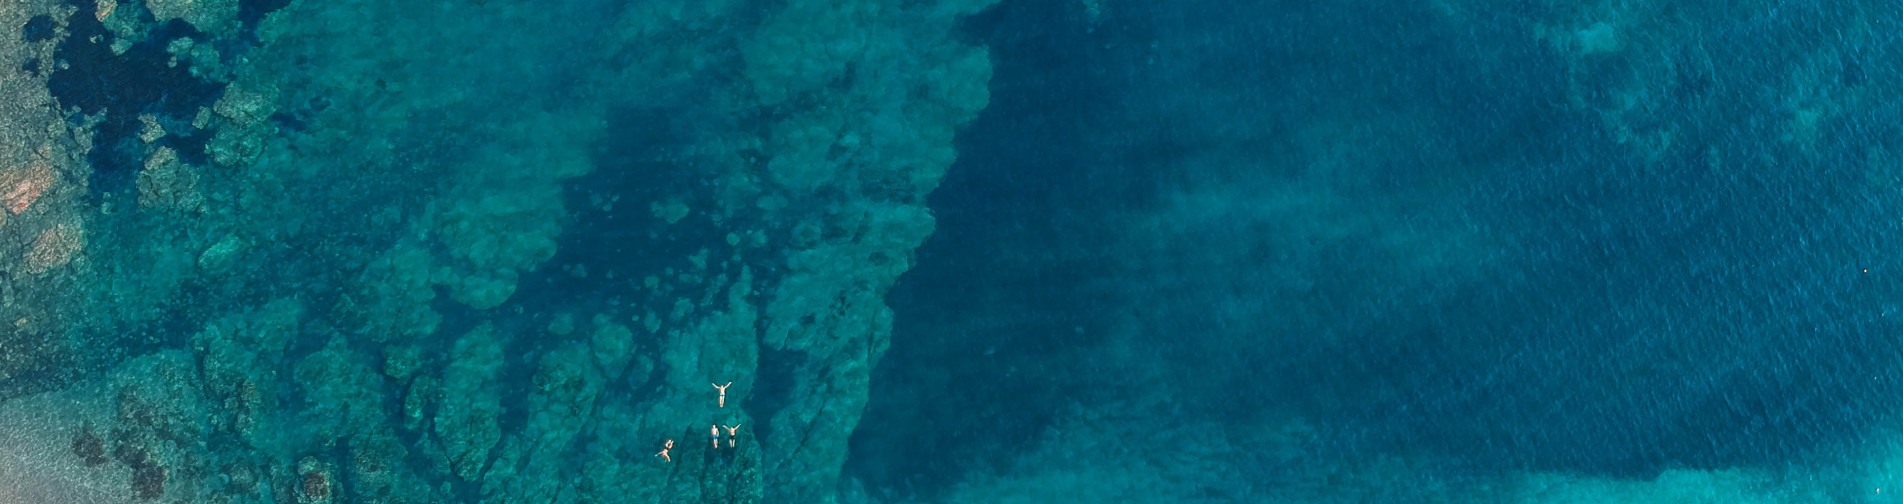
[865,0,1903,501]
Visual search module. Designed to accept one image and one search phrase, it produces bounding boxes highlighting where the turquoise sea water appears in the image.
[3,0,1903,502]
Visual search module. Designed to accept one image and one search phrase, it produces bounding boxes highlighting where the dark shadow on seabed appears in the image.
[848,0,1140,496]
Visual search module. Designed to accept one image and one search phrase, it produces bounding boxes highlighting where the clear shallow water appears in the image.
[2,0,1902,502]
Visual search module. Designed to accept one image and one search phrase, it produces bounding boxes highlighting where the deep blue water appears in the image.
[866,0,1903,500]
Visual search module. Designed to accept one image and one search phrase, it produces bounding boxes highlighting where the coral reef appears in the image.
[0,0,997,501]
